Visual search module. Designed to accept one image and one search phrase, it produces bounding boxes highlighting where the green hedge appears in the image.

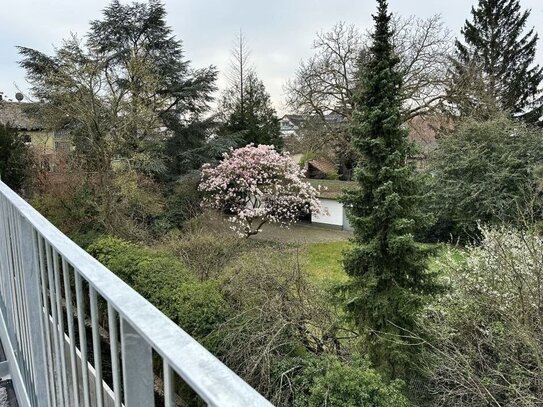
[87,236,230,338]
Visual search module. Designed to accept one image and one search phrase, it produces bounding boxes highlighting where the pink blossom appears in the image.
[199,144,325,237]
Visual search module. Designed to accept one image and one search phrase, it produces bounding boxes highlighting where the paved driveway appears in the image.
[251,222,352,244]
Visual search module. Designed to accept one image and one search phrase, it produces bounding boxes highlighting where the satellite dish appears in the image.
[15,93,24,102]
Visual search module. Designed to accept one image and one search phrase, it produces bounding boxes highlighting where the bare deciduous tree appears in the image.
[220,30,255,120]
[285,15,453,122]
[393,15,453,120]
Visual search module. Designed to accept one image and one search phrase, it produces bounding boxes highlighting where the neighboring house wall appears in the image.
[279,115,305,138]
[0,102,66,153]
[311,198,344,227]
[307,179,356,230]
[28,131,55,152]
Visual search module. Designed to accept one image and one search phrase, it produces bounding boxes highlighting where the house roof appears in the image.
[281,114,306,128]
[308,179,358,200]
[307,158,337,175]
[323,112,346,124]
[0,102,44,131]
[282,113,347,128]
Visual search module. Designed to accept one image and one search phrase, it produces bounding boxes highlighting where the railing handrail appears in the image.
[0,180,273,407]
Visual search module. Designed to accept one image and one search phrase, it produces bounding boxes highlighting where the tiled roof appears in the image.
[307,158,337,175]
[308,179,358,200]
[0,102,44,131]
[406,115,452,153]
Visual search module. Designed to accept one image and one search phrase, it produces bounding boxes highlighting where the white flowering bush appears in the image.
[199,144,324,237]
[422,227,543,407]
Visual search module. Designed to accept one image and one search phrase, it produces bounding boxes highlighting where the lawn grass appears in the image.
[303,241,351,286]
[303,241,466,287]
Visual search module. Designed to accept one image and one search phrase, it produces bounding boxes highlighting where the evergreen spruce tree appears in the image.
[342,0,439,378]
[221,72,282,148]
[450,0,543,122]
[219,33,282,149]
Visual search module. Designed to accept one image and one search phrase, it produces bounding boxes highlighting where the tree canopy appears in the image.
[218,33,282,149]
[18,0,218,176]
[448,0,543,122]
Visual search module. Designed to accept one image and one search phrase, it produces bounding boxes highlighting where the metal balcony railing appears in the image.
[0,180,273,407]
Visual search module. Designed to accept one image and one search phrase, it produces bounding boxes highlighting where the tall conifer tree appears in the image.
[342,0,438,378]
[218,33,282,149]
[450,0,543,122]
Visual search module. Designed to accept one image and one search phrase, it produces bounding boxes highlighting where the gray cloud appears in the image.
[1,0,542,114]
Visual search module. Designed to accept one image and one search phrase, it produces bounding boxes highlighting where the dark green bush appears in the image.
[0,123,28,192]
[162,173,204,229]
[429,115,543,241]
[273,356,411,407]
[88,236,145,284]
[87,236,230,338]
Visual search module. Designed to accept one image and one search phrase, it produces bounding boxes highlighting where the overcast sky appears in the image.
[1,0,543,114]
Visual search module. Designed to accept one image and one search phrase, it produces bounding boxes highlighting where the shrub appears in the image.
[0,123,28,192]
[165,230,251,279]
[106,171,165,241]
[87,236,230,338]
[273,356,411,407]
[30,153,166,240]
[209,246,339,402]
[422,227,543,406]
[87,236,145,284]
[430,115,543,241]
[30,153,100,235]
[162,172,204,230]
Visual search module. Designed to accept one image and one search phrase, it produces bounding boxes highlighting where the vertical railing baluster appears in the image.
[63,259,80,407]
[53,249,70,405]
[45,243,65,406]
[11,208,33,390]
[74,272,91,407]
[0,195,7,306]
[89,287,104,407]
[163,360,174,407]
[4,205,22,361]
[19,222,51,407]
[107,304,122,407]
[121,318,155,407]
[38,236,58,407]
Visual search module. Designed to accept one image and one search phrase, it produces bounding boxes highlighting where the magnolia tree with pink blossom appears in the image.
[199,144,324,237]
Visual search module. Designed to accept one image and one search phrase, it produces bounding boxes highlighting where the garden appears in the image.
[1,0,543,405]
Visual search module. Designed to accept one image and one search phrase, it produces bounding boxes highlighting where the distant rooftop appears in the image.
[281,113,347,129]
[0,102,44,131]
[308,178,358,200]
